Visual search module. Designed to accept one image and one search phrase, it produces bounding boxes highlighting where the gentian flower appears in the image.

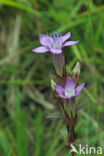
[32,32,79,54]
[54,77,84,99]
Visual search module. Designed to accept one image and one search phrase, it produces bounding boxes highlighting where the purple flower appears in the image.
[32,32,79,54]
[54,77,85,99]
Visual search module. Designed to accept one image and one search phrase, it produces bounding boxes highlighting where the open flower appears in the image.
[54,77,84,99]
[32,32,79,54]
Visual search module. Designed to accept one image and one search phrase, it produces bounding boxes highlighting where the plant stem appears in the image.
[67,125,76,156]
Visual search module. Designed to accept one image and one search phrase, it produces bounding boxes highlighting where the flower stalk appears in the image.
[32,31,85,156]
[54,63,84,155]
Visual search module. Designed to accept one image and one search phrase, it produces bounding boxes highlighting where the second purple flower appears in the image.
[54,77,85,99]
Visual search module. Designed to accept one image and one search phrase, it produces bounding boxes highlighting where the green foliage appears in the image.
[0,0,104,155]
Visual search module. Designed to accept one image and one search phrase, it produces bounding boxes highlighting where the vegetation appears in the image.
[0,0,104,155]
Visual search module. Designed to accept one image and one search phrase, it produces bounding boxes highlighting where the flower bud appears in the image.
[51,79,56,91]
[72,62,80,83]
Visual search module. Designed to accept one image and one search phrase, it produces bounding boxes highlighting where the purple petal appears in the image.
[65,77,75,90]
[59,93,76,99]
[59,91,80,99]
[39,34,48,46]
[59,93,70,99]
[60,32,71,43]
[54,85,64,94]
[32,46,49,53]
[39,34,53,46]
[75,83,85,94]
[74,92,80,97]
[50,48,62,54]
[63,40,79,47]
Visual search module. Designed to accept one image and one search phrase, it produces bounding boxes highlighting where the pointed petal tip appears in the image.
[61,32,71,43]
[66,31,71,36]
[63,40,79,47]
[32,46,49,53]
[81,83,85,88]
[75,83,85,94]
[32,49,37,52]
[76,40,79,43]
[67,77,73,81]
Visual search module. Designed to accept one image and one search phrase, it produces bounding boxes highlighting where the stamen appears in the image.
[47,31,62,49]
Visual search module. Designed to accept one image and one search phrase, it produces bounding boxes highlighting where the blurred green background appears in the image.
[0,0,104,156]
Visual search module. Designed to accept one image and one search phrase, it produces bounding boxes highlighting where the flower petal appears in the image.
[54,85,64,94]
[59,93,70,99]
[32,46,49,53]
[59,93,76,99]
[39,34,48,46]
[39,34,53,46]
[65,77,75,90]
[50,48,62,54]
[60,32,71,43]
[74,93,80,97]
[63,40,79,47]
[75,83,85,94]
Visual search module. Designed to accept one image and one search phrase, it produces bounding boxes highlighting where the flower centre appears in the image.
[48,32,62,49]
[65,88,75,98]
